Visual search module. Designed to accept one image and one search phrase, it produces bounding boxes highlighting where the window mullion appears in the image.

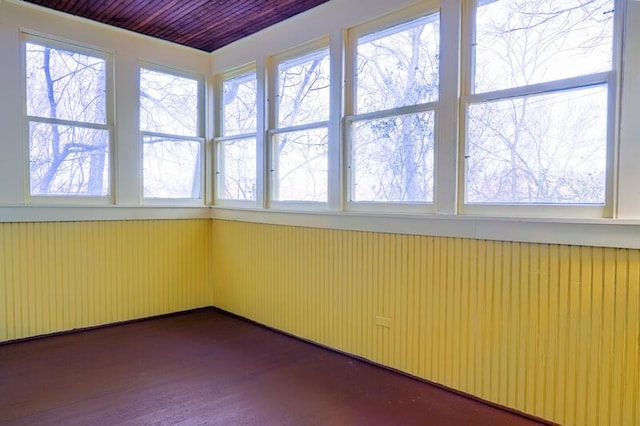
[263,55,274,208]
[614,0,638,218]
[436,0,462,215]
[327,28,342,211]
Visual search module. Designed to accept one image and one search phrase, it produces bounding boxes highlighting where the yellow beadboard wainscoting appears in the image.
[211,219,640,426]
[0,219,212,342]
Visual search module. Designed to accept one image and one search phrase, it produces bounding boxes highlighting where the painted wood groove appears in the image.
[2,217,637,425]
[22,0,331,52]
[0,219,211,342]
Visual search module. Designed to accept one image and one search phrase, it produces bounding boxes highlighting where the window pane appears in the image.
[356,13,440,114]
[466,85,607,204]
[474,0,614,93]
[218,138,256,201]
[26,43,106,124]
[223,71,257,137]
[278,49,330,127]
[352,112,435,202]
[273,128,328,202]
[140,69,199,137]
[143,136,201,198]
[29,122,109,196]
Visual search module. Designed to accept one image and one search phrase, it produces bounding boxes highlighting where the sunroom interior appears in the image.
[1,0,639,425]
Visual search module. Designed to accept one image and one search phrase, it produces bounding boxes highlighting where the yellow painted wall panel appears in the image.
[4,216,636,425]
[0,219,211,342]
[211,219,640,426]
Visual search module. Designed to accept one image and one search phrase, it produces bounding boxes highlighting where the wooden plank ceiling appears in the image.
[22,0,332,52]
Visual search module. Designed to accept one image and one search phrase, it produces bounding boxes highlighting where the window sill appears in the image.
[210,206,640,249]
[0,205,211,223]
[4,203,639,249]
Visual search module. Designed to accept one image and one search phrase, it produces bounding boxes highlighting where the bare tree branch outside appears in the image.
[466,0,614,204]
[273,48,331,202]
[26,42,109,196]
[352,13,440,203]
[28,0,614,206]
[218,70,258,201]
[140,68,202,199]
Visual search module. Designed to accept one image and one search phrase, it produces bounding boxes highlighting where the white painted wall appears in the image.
[210,0,424,73]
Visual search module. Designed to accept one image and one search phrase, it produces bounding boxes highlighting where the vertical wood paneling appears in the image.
[626,249,640,426]
[0,219,211,342]
[211,219,640,426]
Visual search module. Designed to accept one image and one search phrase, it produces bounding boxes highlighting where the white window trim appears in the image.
[0,205,210,222]
[23,32,115,204]
[211,205,640,250]
[617,0,640,218]
[139,62,206,205]
[345,3,441,213]
[207,0,640,249]
[267,39,332,210]
[458,0,622,218]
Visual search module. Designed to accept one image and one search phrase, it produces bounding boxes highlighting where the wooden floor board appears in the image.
[0,309,546,425]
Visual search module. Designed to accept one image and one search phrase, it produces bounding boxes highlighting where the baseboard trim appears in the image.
[213,306,557,426]
[1,305,556,425]
[0,307,212,346]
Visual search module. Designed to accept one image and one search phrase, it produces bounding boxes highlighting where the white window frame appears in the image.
[23,33,114,204]
[344,3,442,214]
[139,62,205,205]
[617,0,640,218]
[268,39,332,210]
[459,0,624,219]
[214,64,260,208]
[204,0,640,248]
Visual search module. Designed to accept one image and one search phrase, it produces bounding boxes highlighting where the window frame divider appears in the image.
[141,131,205,143]
[27,115,111,130]
[345,102,438,123]
[268,121,330,136]
[464,71,614,104]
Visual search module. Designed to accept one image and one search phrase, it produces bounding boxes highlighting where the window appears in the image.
[140,66,203,200]
[347,11,440,206]
[25,36,111,198]
[464,0,615,208]
[216,68,258,202]
[270,46,331,204]
[210,0,633,223]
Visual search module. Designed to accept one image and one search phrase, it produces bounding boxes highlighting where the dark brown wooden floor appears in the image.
[0,309,546,425]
